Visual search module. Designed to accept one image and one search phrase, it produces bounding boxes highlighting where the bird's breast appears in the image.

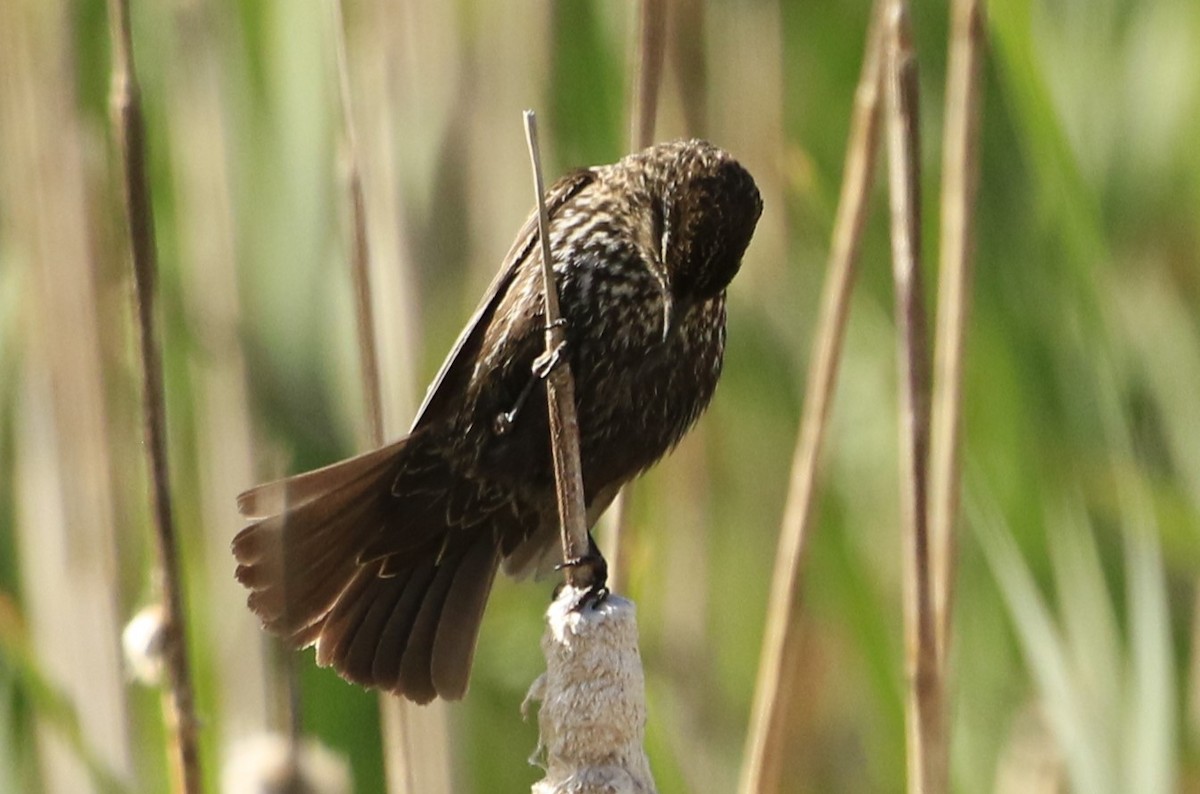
[463,251,727,507]
[570,290,727,485]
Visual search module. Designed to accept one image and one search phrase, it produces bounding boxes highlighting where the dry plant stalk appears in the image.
[630,0,667,152]
[105,0,202,790]
[520,112,657,794]
[738,3,888,791]
[523,110,592,573]
[610,0,669,594]
[883,4,946,793]
[929,0,985,664]
[326,4,451,792]
[523,118,654,794]
[330,0,384,445]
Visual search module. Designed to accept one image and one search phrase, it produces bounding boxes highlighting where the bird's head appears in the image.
[632,139,763,302]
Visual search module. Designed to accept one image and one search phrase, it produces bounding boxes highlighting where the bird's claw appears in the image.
[493,340,570,436]
[553,551,610,611]
[532,340,568,380]
[492,410,517,436]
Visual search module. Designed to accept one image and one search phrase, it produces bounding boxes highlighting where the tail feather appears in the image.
[313,534,497,702]
[289,618,324,649]
[337,572,410,686]
[236,439,405,518]
[313,563,388,667]
[232,431,517,702]
[355,491,448,567]
[233,465,383,564]
[395,542,472,703]
[430,535,501,698]
[370,563,440,689]
[235,491,381,631]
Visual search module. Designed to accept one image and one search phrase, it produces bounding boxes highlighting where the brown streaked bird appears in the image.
[232,139,762,704]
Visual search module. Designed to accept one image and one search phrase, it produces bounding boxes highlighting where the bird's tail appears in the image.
[232,431,510,703]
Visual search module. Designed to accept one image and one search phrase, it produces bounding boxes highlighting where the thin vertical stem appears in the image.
[610,0,669,594]
[929,0,985,664]
[105,0,202,791]
[524,110,592,581]
[326,4,452,793]
[884,4,945,793]
[630,0,667,152]
[738,4,888,792]
[330,0,384,445]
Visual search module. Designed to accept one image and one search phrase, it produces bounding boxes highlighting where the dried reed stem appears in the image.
[609,0,669,594]
[738,4,888,792]
[523,110,592,581]
[105,0,202,790]
[929,0,985,664]
[883,4,945,793]
[630,0,667,151]
[330,0,384,445]
[326,5,451,793]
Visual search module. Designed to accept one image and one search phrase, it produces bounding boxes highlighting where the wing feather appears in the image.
[410,169,596,429]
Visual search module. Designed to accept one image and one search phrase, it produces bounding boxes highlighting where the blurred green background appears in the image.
[1,0,1198,791]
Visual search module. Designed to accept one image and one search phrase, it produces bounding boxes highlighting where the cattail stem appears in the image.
[327,5,454,793]
[329,0,384,447]
[929,0,985,665]
[883,4,946,793]
[738,3,888,791]
[105,0,202,791]
[630,0,667,152]
[610,0,669,595]
[523,110,592,584]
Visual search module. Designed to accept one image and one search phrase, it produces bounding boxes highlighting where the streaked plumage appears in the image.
[233,139,762,703]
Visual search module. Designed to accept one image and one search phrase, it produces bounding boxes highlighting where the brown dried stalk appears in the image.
[610,0,669,594]
[929,0,985,664]
[883,4,946,793]
[326,4,453,792]
[630,0,667,151]
[330,0,384,446]
[738,3,888,792]
[105,0,202,791]
[523,110,592,581]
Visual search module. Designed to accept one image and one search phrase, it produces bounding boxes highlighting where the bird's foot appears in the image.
[553,551,610,611]
[493,339,570,436]
[531,339,568,380]
[492,407,519,436]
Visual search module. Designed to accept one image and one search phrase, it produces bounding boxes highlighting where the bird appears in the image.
[232,138,762,704]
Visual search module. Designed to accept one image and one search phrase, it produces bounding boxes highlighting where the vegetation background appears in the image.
[1,0,1198,791]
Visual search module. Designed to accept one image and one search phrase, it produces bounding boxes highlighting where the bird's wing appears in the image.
[410,168,597,431]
